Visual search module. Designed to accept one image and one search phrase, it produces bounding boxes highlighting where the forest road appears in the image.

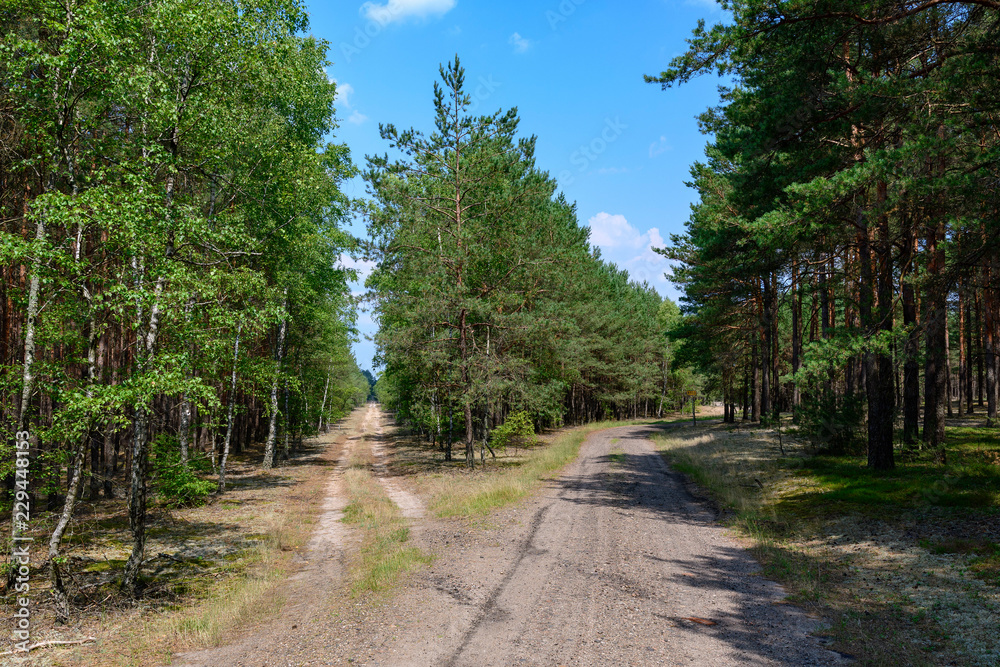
[171,418,850,666]
[388,423,851,667]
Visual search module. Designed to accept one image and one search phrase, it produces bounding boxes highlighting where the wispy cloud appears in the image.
[648,135,671,158]
[508,32,532,54]
[334,81,354,108]
[595,166,632,175]
[332,80,368,125]
[360,0,456,25]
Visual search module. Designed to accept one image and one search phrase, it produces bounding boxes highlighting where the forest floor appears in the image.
[7,406,995,666]
[653,414,1000,666]
[1,407,372,667]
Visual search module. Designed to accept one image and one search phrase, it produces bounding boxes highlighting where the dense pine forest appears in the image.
[648,0,1000,470]
[365,59,690,466]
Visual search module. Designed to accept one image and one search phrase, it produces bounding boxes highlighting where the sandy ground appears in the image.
[172,413,848,666]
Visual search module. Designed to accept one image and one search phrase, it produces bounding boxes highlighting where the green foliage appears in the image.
[151,436,215,507]
[647,0,1000,467]
[794,393,865,455]
[366,58,684,455]
[490,411,535,451]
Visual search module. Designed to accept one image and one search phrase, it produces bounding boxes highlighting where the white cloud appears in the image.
[588,212,643,249]
[649,135,671,158]
[339,255,377,283]
[508,32,532,54]
[331,80,367,124]
[588,213,669,286]
[334,81,355,108]
[360,0,456,25]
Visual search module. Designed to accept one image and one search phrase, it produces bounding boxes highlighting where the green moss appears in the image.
[919,538,1000,586]
[82,559,127,573]
[773,450,1000,519]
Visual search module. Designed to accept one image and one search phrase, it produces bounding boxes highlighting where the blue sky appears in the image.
[308,0,729,372]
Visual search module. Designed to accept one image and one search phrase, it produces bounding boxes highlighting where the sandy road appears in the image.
[172,415,848,666]
[384,423,850,666]
[172,404,389,667]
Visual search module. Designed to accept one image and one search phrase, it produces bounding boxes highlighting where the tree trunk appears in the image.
[459,308,474,468]
[103,426,116,499]
[178,396,192,464]
[958,282,966,417]
[218,324,242,493]
[922,223,947,461]
[986,263,998,424]
[317,374,330,433]
[7,211,45,587]
[48,442,85,621]
[122,267,164,596]
[945,312,953,418]
[900,230,921,444]
[49,302,101,619]
[966,287,975,414]
[282,381,291,460]
[761,279,773,420]
[264,296,288,469]
[863,194,895,470]
[791,265,801,412]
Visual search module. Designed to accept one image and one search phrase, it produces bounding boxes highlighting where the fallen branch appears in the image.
[0,637,96,656]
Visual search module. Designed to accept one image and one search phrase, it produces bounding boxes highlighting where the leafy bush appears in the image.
[491,411,535,453]
[795,392,865,455]
[152,435,215,507]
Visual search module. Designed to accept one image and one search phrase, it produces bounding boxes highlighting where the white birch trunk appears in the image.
[217,323,242,493]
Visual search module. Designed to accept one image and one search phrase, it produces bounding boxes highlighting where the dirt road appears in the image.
[174,416,848,666]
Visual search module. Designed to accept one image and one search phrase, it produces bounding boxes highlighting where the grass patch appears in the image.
[608,446,626,465]
[920,538,1000,587]
[776,454,1000,519]
[421,419,656,519]
[341,467,431,595]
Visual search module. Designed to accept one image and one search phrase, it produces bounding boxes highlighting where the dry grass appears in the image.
[1,411,368,667]
[52,460,327,667]
[341,466,430,596]
[417,418,675,519]
[164,502,310,648]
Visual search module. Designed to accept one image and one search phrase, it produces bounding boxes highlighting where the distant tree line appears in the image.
[366,59,696,466]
